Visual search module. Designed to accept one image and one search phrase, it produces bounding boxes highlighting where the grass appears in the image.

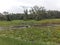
[0,37,58,45]
[0,19,60,26]
[0,37,59,45]
[0,19,60,45]
[0,26,60,45]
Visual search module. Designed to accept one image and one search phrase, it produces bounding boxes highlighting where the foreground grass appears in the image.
[0,26,60,45]
[0,36,59,45]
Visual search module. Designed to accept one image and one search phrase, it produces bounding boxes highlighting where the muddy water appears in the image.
[0,25,31,30]
[0,24,60,30]
[32,24,60,27]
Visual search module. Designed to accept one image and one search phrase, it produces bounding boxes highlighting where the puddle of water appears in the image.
[0,25,31,30]
[0,24,60,30]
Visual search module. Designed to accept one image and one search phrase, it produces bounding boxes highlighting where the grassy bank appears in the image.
[0,19,60,26]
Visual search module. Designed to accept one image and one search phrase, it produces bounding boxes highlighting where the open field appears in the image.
[0,19,60,45]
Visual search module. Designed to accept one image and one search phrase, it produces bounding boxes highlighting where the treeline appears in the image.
[0,6,60,21]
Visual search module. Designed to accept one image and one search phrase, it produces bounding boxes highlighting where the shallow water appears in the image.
[0,25,31,30]
[0,24,60,30]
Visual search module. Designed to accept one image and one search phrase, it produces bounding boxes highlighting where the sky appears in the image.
[0,0,60,13]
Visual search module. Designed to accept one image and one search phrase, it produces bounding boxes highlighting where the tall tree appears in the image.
[23,9,28,20]
[29,6,46,20]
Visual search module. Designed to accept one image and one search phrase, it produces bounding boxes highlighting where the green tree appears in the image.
[23,9,28,20]
[29,6,46,20]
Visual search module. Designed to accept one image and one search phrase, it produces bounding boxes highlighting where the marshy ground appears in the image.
[0,19,60,45]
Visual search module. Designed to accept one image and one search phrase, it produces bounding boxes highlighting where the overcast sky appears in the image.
[0,0,60,13]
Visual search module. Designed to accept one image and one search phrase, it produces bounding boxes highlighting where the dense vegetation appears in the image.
[0,27,60,45]
[0,6,60,21]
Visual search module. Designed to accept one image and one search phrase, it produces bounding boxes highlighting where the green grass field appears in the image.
[0,19,60,45]
[0,19,60,26]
